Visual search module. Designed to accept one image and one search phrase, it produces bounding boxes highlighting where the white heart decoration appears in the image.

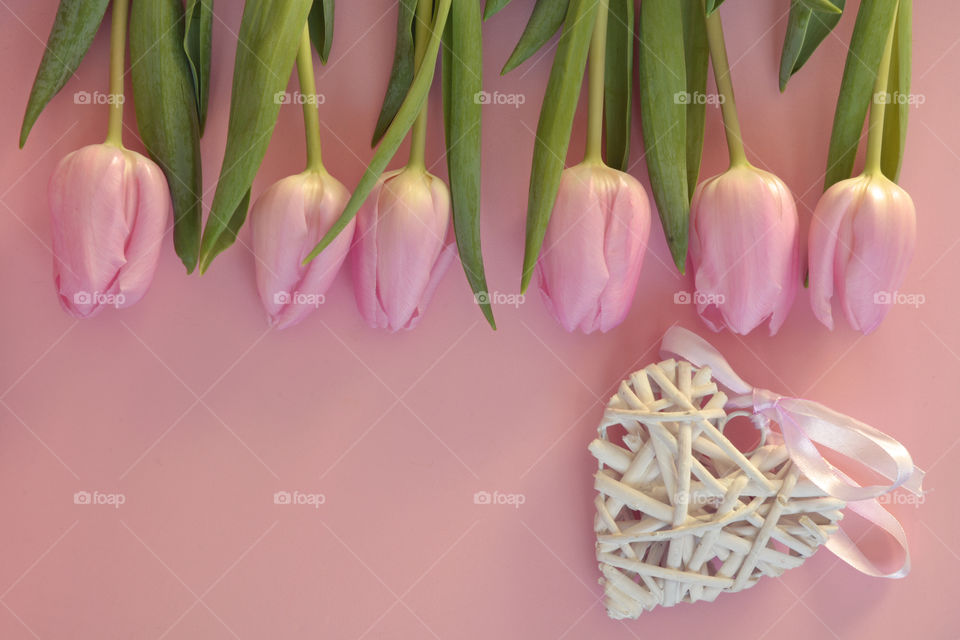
[590,358,846,619]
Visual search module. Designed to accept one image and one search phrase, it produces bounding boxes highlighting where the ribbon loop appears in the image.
[659,326,924,579]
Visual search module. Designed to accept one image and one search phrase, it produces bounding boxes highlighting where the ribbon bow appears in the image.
[661,326,924,579]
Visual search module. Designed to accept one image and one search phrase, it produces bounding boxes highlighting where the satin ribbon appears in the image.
[659,326,924,578]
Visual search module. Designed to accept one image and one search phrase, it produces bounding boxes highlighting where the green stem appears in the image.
[297,25,324,171]
[703,2,748,168]
[407,0,432,171]
[864,1,898,177]
[584,0,608,164]
[105,0,130,147]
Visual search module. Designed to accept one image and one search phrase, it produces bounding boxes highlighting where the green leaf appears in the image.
[198,0,313,273]
[799,0,842,13]
[304,0,453,264]
[307,0,335,64]
[443,0,495,329]
[183,0,213,134]
[519,0,599,293]
[779,0,845,91]
[638,0,689,272]
[371,0,417,145]
[681,0,708,199]
[780,4,813,91]
[483,0,512,20]
[130,0,204,273]
[207,189,252,261]
[880,0,911,182]
[603,0,633,172]
[704,0,726,17]
[824,0,898,189]
[20,0,111,147]
[501,0,569,74]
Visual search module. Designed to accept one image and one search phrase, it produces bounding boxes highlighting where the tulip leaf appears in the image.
[304,0,452,264]
[207,189,251,262]
[638,0,689,272]
[880,0,911,182]
[682,0,708,199]
[779,0,845,91]
[198,0,313,273]
[519,0,599,293]
[443,0,495,328]
[501,0,569,75]
[483,0,512,20]
[130,0,204,273]
[603,0,633,172]
[20,0,111,147]
[824,0,898,189]
[799,0,842,13]
[371,0,417,146]
[183,0,212,134]
[703,0,726,17]
[307,0,335,64]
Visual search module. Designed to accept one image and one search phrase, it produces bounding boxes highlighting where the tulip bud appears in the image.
[351,168,455,331]
[808,173,916,334]
[251,171,354,329]
[50,144,170,318]
[535,163,651,333]
[689,165,799,335]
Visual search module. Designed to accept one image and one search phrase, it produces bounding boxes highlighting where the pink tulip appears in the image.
[251,171,354,329]
[50,143,170,318]
[689,165,799,335]
[808,173,916,334]
[351,168,455,331]
[535,163,651,333]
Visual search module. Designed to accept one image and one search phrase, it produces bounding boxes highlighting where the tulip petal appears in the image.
[537,166,610,333]
[405,241,456,331]
[351,182,389,329]
[252,172,353,329]
[374,171,450,331]
[116,153,171,308]
[252,175,310,324]
[840,178,916,333]
[808,177,863,329]
[690,167,799,335]
[597,172,650,332]
[50,146,130,317]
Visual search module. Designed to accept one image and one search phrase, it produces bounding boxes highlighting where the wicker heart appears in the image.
[590,358,846,619]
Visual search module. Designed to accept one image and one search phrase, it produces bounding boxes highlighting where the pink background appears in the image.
[1,1,958,638]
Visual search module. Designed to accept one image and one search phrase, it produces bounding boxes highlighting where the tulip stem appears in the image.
[584,0,608,165]
[703,3,748,168]
[407,0,432,171]
[297,25,324,172]
[105,0,129,147]
[864,3,898,177]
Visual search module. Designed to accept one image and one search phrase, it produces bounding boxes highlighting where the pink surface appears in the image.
[1,1,957,638]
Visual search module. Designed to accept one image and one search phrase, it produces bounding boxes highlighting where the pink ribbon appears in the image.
[660,326,924,578]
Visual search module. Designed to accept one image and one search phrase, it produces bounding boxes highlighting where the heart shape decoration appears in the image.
[589,328,923,620]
